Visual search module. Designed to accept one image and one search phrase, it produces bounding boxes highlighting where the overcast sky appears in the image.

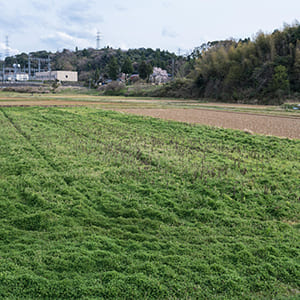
[0,0,299,57]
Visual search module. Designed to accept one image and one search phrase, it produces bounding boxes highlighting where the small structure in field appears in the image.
[35,71,78,82]
[129,74,140,83]
[16,73,29,81]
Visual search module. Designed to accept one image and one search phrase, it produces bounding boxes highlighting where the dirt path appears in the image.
[114,108,300,139]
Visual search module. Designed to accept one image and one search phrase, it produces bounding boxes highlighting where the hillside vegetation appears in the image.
[6,23,300,103]
[6,47,180,85]
[0,107,299,299]
[150,23,300,103]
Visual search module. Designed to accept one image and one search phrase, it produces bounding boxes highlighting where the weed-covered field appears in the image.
[0,106,299,299]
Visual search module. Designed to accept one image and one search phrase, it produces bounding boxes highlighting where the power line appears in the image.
[27,55,51,79]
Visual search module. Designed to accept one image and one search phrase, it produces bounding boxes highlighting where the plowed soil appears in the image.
[0,99,299,139]
[114,108,300,139]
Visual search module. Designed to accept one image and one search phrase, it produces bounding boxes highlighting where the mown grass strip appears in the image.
[0,106,299,299]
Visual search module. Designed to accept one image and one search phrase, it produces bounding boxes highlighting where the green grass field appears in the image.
[0,106,299,299]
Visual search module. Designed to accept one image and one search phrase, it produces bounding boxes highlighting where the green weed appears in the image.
[0,106,299,299]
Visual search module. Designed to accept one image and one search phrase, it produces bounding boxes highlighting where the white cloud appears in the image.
[115,4,127,12]
[162,27,178,38]
[1,0,300,54]
[59,1,102,25]
[41,31,91,50]
[162,1,172,8]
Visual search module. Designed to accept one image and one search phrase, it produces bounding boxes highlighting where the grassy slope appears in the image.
[0,106,299,299]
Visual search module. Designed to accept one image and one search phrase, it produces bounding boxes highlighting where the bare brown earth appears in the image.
[113,108,300,139]
[0,98,299,139]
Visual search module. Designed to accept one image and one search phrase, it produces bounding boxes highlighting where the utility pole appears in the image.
[47,56,51,72]
[28,54,31,80]
[171,58,175,80]
[48,55,51,81]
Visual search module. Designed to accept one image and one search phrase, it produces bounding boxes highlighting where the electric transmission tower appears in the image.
[5,36,10,58]
[96,31,102,50]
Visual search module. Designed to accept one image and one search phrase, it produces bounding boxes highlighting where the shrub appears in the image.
[2,86,50,93]
[98,81,126,96]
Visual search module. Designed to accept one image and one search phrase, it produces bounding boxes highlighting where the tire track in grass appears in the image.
[33,108,274,192]
[40,108,204,190]
[0,108,59,171]
[0,109,61,231]
[2,109,190,243]
[38,108,167,169]
[1,108,169,226]
[21,108,211,189]
[34,109,249,223]
[10,109,198,224]
[0,108,165,246]
[0,108,92,209]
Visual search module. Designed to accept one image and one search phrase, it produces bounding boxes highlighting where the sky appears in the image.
[0,0,299,57]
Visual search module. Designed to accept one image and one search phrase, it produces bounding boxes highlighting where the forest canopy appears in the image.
[186,23,300,102]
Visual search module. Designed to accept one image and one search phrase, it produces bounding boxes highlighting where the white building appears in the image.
[35,71,78,82]
[16,73,29,81]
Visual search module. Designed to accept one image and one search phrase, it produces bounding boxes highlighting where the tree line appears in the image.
[183,23,300,103]
[3,23,300,103]
[4,47,180,85]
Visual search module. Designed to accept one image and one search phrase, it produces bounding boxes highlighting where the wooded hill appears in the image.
[5,47,182,84]
[166,23,300,103]
[4,23,300,103]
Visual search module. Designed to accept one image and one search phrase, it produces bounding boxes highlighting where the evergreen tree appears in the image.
[121,57,133,76]
[139,61,153,80]
[146,63,153,82]
[138,61,148,79]
[108,56,119,80]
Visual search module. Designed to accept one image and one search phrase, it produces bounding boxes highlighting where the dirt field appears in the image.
[114,108,300,139]
[0,97,299,139]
